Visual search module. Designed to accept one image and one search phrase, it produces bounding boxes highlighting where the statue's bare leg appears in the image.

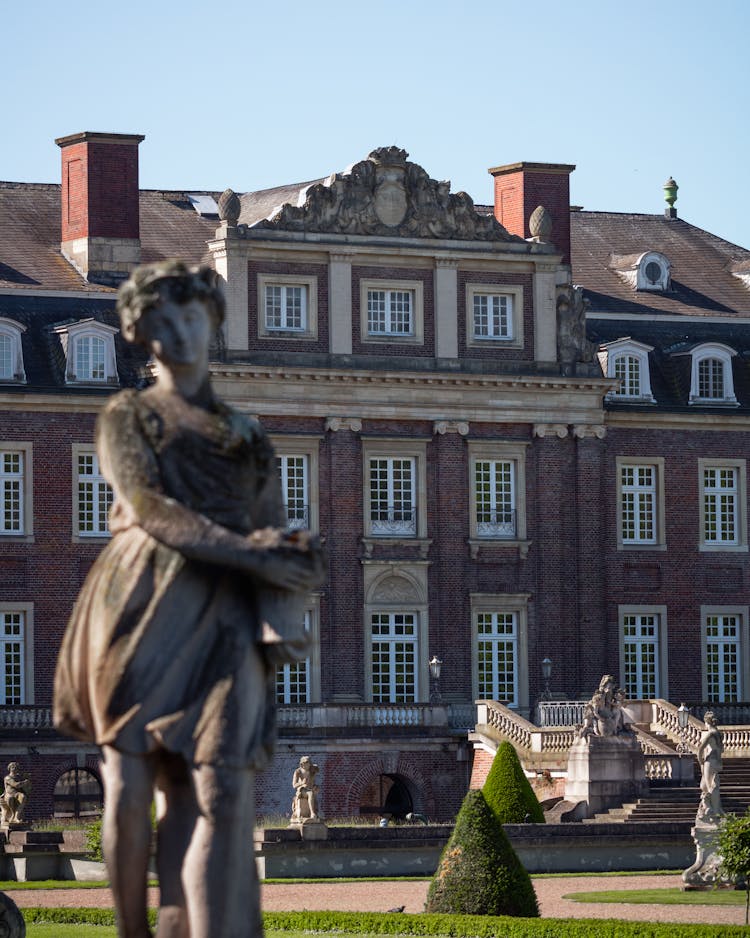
[183,763,259,938]
[154,753,197,938]
[100,747,156,938]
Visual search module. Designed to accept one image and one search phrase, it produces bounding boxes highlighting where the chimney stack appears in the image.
[488,162,575,264]
[55,131,145,285]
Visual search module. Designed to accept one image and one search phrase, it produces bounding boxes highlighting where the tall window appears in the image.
[371,612,418,703]
[0,319,26,382]
[705,614,741,703]
[277,455,309,530]
[369,457,416,536]
[473,294,512,340]
[367,290,413,336]
[476,612,518,705]
[622,613,660,698]
[613,355,641,398]
[77,453,113,537]
[0,333,12,379]
[620,464,656,544]
[264,285,306,331]
[474,460,515,538]
[1,451,24,535]
[689,345,737,404]
[276,612,311,704]
[703,466,738,545]
[75,335,106,382]
[698,358,725,400]
[1,611,25,705]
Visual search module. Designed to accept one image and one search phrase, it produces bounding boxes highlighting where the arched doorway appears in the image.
[53,768,103,818]
[359,773,414,819]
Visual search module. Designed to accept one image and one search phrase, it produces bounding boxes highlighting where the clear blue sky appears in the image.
[4,0,748,248]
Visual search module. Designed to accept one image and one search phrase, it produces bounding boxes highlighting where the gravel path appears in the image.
[5,875,748,927]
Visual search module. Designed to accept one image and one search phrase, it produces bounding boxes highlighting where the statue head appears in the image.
[116,261,226,347]
[7,762,19,776]
[704,710,717,727]
[598,674,617,695]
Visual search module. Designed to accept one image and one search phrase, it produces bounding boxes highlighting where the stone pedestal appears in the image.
[682,820,729,889]
[288,819,329,841]
[564,734,647,819]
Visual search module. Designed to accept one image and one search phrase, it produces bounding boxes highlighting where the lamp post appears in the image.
[541,657,553,701]
[429,655,443,704]
[677,702,690,754]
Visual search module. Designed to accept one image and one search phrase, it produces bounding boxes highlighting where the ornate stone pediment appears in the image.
[253,147,522,242]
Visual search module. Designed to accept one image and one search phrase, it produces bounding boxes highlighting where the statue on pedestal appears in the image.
[578,674,629,739]
[53,261,326,938]
[0,763,31,826]
[291,756,320,822]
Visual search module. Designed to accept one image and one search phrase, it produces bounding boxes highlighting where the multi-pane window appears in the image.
[620,465,656,544]
[371,612,418,703]
[276,612,311,704]
[264,285,306,331]
[697,358,725,400]
[703,467,738,544]
[0,333,12,379]
[367,290,413,336]
[706,615,741,703]
[75,335,106,382]
[613,355,641,398]
[1,451,24,535]
[476,612,518,705]
[77,453,113,536]
[475,460,515,538]
[1,611,24,705]
[277,455,309,530]
[473,294,512,340]
[622,614,660,698]
[369,457,416,536]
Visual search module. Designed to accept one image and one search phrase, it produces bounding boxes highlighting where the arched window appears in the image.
[636,252,671,292]
[698,357,725,400]
[53,319,119,385]
[0,319,26,383]
[600,339,654,402]
[613,354,641,398]
[53,767,103,818]
[689,344,737,405]
[75,335,106,382]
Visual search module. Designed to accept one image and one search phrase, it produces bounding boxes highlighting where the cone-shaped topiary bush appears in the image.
[482,740,544,824]
[425,789,539,917]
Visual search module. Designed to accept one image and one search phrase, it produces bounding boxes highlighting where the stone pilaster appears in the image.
[208,229,249,351]
[532,262,558,363]
[329,252,353,355]
[434,258,458,360]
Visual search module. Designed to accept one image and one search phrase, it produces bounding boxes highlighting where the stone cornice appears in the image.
[605,410,750,432]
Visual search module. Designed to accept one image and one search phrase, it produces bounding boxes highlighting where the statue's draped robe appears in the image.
[54,387,299,768]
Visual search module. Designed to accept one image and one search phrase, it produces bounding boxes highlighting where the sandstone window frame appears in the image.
[271,435,320,534]
[470,592,530,711]
[468,441,529,551]
[600,338,655,402]
[689,344,738,406]
[618,604,669,700]
[698,459,747,552]
[362,438,428,541]
[72,444,113,542]
[360,278,424,345]
[257,273,318,341]
[0,318,26,383]
[616,456,665,550]
[465,283,523,350]
[701,604,749,704]
[0,602,34,705]
[0,443,33,540]
[54,320,119,386]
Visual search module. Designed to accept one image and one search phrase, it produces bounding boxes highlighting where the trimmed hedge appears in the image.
[425,789,538,917]
[20,908,750,937]
[482,740,545,825]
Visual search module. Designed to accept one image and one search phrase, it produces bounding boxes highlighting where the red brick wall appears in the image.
[491,167,572,264]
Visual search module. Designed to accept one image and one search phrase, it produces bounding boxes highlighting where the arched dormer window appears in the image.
[599,339,655,402]
[636,252,671,292]
[689,344,737,405]
[52,320,119,386]
[0,319,26,383]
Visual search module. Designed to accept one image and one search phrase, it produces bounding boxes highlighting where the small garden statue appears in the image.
[53,260,326,938]
[291,755,320,822]
[697,711,724,823]
[0,762,31,826]
[578,674,628,738]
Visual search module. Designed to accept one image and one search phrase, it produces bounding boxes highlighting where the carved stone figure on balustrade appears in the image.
[578,674,629,739]
[557,283,597,366]
[291,756,320,823]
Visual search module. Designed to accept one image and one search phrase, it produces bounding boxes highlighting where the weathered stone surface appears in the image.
[0,892,25,937]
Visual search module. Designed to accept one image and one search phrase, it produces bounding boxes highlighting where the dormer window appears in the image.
[0,319,26,383]
[689,344,737,405]
[53,320,119,386]
[599,339,655,402]
[637,252,671,292]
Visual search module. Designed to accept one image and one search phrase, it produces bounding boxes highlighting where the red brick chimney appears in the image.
[55,131,145,285]
[488,162,575,264]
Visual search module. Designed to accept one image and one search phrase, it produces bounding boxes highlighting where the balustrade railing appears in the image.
[0,706,54,729]
[275,702,469,732]
[537,700,586,727]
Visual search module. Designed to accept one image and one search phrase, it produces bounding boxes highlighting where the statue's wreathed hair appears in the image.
[116,260,226,345]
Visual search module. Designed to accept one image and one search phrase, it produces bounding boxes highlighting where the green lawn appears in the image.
[564,888,747,906]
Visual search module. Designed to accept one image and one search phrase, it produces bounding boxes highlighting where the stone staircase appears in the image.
[587,758,750,823]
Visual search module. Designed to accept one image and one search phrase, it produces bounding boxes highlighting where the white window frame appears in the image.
[616,456,665,549]
[362,439,427,540]
[54,320,119,386]
[72,445,113,540]
[360,278,424,345]
[689,344,737,405]
[600,339,655,402]
[275,597,321,704]
[466,283,523,350]
[636,251,671,292]
[271,436,320,533]
[701,605,750,704]
[0,318,26,383]
[619,605,668,699]
[699,459,747,552]
[369,610,420,703]
[0,603,34,705]
[468,441,528,550]
[257,273,318,340]
[471,593,529,711]
[0,444,33,540]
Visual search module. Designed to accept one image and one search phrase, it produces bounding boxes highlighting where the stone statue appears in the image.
[0,762,31,826]
[697,711,724,822]
[556,283,597,366]
[53,260,326,938]
[578,674,629,738]
[290,756,320,822]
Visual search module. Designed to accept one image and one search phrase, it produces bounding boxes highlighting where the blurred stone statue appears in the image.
[54,261,326,938]
[0,762,31,826]
[291,756,320,822]
[578,674,628,738]
[697,711,723,822]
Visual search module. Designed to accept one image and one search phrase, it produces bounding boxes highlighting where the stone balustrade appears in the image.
[0,707,54,729]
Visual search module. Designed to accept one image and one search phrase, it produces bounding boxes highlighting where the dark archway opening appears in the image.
[53,768,103,818]
[359,773,414,819]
